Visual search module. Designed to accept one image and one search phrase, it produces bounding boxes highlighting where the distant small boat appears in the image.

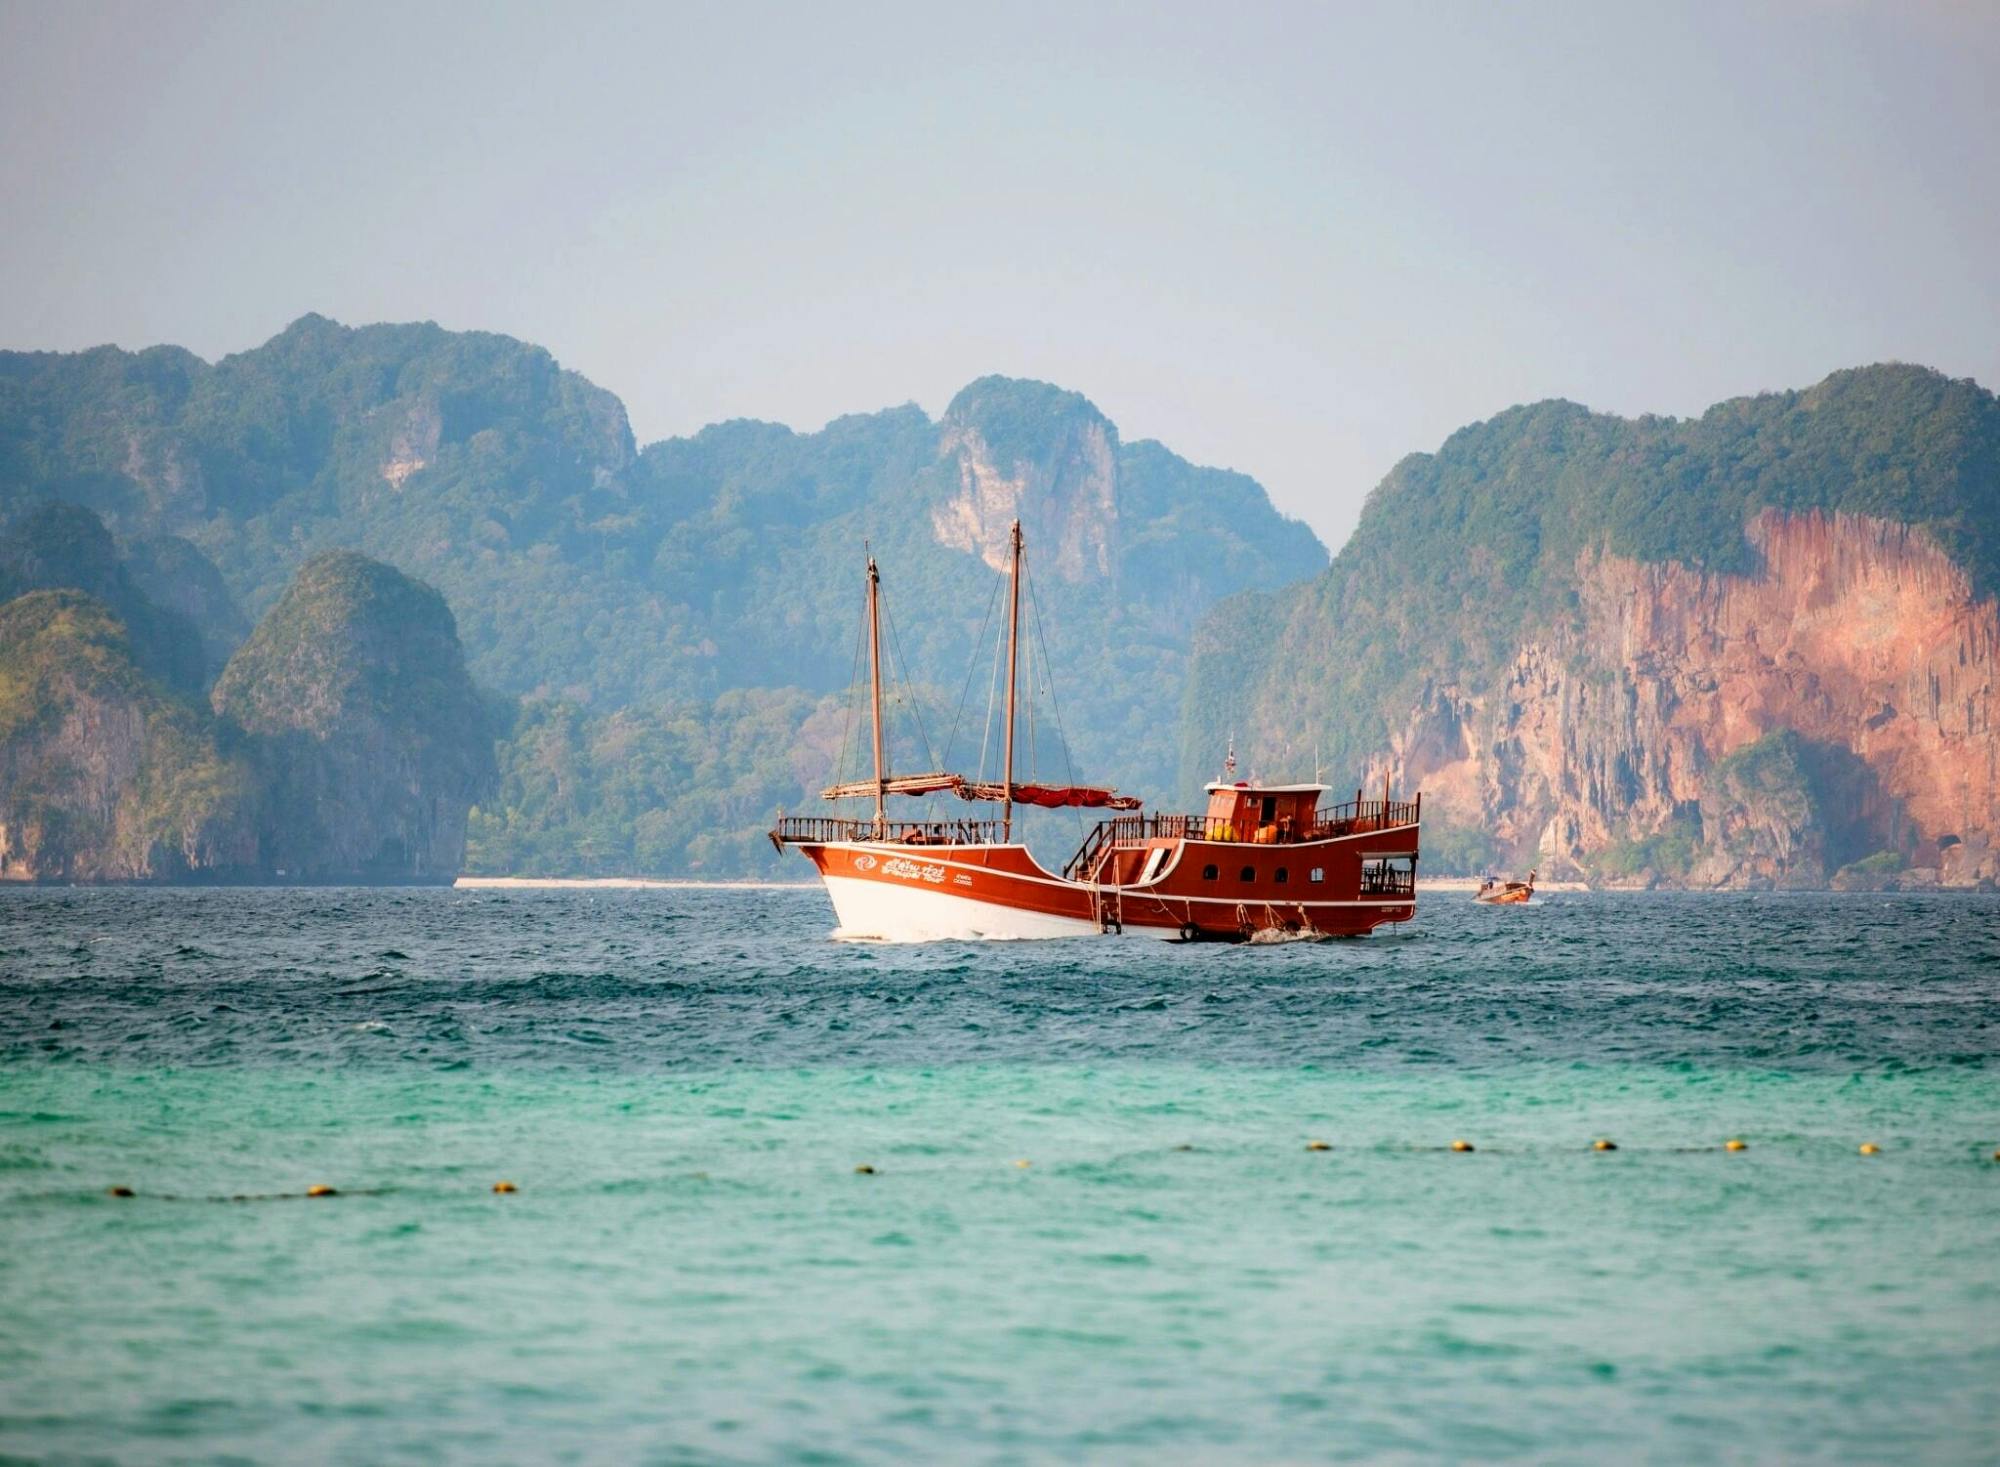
[1474,870,1535,905]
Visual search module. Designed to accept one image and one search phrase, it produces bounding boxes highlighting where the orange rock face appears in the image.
[1381,511,2000,886]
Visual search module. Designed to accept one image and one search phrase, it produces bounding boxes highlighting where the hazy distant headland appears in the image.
[2,317,1995,888]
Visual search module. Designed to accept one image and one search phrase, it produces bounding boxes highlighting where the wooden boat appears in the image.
[769,522,1420,941]
[1473,870,1536,904]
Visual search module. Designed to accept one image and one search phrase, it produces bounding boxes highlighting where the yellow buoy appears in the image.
[306,1184,338,1197]
[492,1180,518,1193]
[1014,1159,1032,1169]
[106,1185,135,1198]
[1305,1140,1332,1152]
[1594,1139,1618,1151]
[1858,1143,1880,1156]
[1450,1139,1475,1153]
[854,1164,876,1175]
[1724,1139,1747,1152]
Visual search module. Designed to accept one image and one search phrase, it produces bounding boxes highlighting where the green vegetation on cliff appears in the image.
[1186,365,2000,795]
[0,525,493,883]
[214,551,495,881]
[0,502,208,690]
[0,591,256,880]
[467,689,840,877]
[3,318,1322,874]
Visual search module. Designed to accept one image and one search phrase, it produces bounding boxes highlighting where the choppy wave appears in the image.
[1,885,1997,1463]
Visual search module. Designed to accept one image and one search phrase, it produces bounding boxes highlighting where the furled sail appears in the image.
[819,773,967,801]
[958,780,1143,810]
[821,773,1140,810]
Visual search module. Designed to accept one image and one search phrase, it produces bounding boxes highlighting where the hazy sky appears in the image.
[3,1,1994,549]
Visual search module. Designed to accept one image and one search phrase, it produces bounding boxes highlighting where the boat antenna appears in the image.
[1002,519,1023,843]
[1224,734,1237,782]
[866,548,886,837]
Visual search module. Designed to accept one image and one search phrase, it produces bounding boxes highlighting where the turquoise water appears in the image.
[2,887,1997,1463]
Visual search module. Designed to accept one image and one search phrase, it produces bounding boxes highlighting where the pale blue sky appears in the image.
[3,1,1994,547]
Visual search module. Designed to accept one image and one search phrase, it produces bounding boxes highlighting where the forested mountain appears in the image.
[0,316,1323,875]
[1187,365,2000,888]
[0,538,485,883]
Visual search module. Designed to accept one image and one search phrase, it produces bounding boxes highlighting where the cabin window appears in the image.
[1239,865,1256,882]
[1309,868,1325,883]
[1260,797,1276,824]
[1275,867,1288,884]
[1201,863,1219,881]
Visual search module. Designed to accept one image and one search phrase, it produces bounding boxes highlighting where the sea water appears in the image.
[1,886,1995,1464]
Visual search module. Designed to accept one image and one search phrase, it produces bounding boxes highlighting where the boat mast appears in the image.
[1002,519,1023,843]
[867,553,886,837]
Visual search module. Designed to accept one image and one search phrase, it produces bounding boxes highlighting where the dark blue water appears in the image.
[2,886,1997,1463]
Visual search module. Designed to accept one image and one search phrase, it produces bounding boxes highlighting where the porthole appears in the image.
[1239,865,1256,882]
[1201,863,1219,881]
[1275,867,1289,884]
[1309,867,1325,883]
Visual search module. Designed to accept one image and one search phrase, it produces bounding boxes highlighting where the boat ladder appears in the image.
[1093,883,1124,935]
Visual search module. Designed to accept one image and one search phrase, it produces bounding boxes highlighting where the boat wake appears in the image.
[1247,926,1327,944]
[831,927,1030,944]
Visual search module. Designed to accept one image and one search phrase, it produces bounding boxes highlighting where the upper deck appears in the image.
[1061,784,1421,881]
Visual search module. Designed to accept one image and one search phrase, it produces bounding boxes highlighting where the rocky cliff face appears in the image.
[0,591,258,881]
[1187,365,2000,889]
[1371,511,1998,887]
[212,551,495,882]
[931,378,1120,584]
[0,526,495,884]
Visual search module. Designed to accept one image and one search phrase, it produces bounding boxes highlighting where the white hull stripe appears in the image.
[819,874,1170,942]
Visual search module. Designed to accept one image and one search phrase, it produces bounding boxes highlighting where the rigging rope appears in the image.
[832,573,870,803]
[880,595,938,774]
[976,587,1007,784]
[939,570,1003,772]
[1025,562,1091,841]
[1024,615,1038,779]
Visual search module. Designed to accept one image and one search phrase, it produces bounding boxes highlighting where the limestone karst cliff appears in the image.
[212,551,496,882]
[0,511,494,883]
[1368,512,1998,886]
[930,377,1121,584]
[0,591,258,881]
[1186,364,2000,888]
[3,320,1322,873]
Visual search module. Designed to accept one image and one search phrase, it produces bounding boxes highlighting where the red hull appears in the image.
[792,821,1418,941]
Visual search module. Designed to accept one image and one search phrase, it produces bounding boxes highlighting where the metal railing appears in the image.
[1358,858,1417,898]
[771,815,1009,848]
[1062,795,1422,879]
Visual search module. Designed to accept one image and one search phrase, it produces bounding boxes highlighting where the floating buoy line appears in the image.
[89,1140,1994,1203]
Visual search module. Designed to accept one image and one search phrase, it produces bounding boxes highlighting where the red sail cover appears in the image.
[1013,783,1142,810]
[959,780,1142,810]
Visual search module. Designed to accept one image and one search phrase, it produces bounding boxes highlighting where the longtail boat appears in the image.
[770,522,1420,941]
[1473,871,1536,905]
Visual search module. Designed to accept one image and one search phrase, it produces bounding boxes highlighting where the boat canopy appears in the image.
[821,773,1140,810]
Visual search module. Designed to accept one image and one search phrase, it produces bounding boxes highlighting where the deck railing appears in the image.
[771,815,1009,848]
[1062,795,1422,881]
[778,797,1423,872]
[1358,858,1417,898]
